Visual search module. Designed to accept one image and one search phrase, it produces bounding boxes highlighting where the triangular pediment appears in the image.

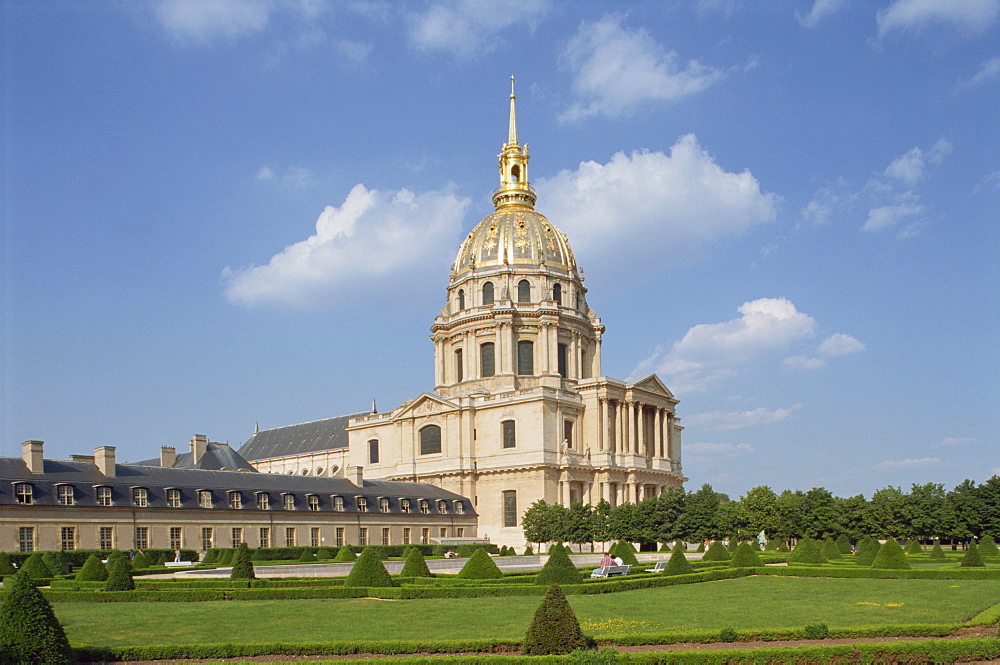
[630,374,674,398]
[390,393,459,420]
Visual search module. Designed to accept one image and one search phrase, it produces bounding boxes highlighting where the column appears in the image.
[597,398,606,451]
[636,403,646,458]
[629,402,638,454]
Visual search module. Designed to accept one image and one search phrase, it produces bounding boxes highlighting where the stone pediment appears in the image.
[630,374,675,399]
[390,393,458,420]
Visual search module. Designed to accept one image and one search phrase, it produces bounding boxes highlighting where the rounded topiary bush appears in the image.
[696,542,706,553]
[75,555,108,582]
[855,537,880,566]
[456,548,503,580]
[729,542,763,568]
[804,623,829,639]
[522,584,588,656]
[905,539,923,555]
[822,537,842,560]
[230,543,256,580]
[928,540,946,560]
[871,538,911,570]
[835,534,853,554]
[343,547,395,587]
[20,553,52,582]
[701,541,731,562]
[718,627,738,642]
[104,555,135,591]
[0,572,73,664]
[788,537,826,565]
[535,544,581,585]
[979,536,999,559]
[399,547,433,577]
[0,552,16,576]
[662,543,693,576]
[960,542,986,568]
[333,545,356,562]
[609,541,639,566]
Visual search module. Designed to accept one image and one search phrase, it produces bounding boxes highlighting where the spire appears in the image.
[494,75,535,210]
[508,75,518,146]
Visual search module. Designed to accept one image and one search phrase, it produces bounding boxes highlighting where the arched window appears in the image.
[368,439,379,464]
[517,279,530,303]
[457,289,465,310]
[511,165,520,182]
[553,283,562,305]
[501,420,516,449]
[517,340,534,375]
[557,343,568,378]
[480,342,495,377]
[482,281,494,305]
[420,425,442,455]
[575,292,582,311]
[455,348,463,382]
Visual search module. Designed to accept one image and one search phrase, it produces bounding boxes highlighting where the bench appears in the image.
[644,561,667,573]
[164,561,194,568]
[590,565,631,578]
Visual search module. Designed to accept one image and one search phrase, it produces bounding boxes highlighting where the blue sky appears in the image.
[3,0,997,501]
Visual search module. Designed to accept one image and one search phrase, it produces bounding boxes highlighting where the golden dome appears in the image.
[453,209,577,275]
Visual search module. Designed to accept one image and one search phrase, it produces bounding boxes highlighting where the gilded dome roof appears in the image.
[453,209,577,275]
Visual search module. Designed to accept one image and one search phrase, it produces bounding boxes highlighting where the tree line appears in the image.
[520,477,1000,549]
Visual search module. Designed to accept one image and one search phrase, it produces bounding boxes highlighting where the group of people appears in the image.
[598,552,623,567]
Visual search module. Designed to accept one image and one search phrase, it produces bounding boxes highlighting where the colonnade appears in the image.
[596,397,676,459]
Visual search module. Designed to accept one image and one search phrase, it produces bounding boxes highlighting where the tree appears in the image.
[654,487,687,542]
[674,484,725,542]
[591,499,613,544]
[801,487,837,539]
[0,572,73,664]
[738,486,780,541]
[947,479,981,540]
[343,547,395,587]
[865,486,907,538]
[563,501,595,552]
[904,483,953,540]
[606,502,645,543]
[773,490,807,542]
[522,585,588,656]
[230,542,256,580]
[834,494,869,542]
[521,500,561,547]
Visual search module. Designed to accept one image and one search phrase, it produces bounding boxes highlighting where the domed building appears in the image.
[241,82,686,548]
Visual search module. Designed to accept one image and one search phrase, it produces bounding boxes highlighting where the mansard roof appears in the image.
[134,443,257,471]
[238,412,371,461]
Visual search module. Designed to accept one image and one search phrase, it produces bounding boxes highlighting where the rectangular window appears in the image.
[557,343,568,378]
[231,527,243,547]
[455,501,464,515]
[437,500,448,514]
[401,498,411,513]
[167,489,181,508]
[310,527,320,547]
[201,527,213,550]
[419,426,442,455]
[564,420,574,448]
[259,527,270,548]
[480,342,495,377]
[439,527,447,538]
[333,495,345,512]
[99,526,114,550]
[379,497,390,512]
[402,527,411,545]
[134,526,148,549]
[335,527,344,547]
[457,527,465,537]
[455,348,463,382]
[517,340,533,375]
[256,493,269,510]
[502,490,517,527]
[368,439,379,464]
[359,527,368,547]
[502,420,516,448]
[421,528,429,545]
[357,497,368,512]
[18,526,34,552]
[96,486,113,506]
[57,485,75,506]
[15,484,33,505]
[229,492,242,509]
[59,526,75,551]
[382,527,390,545]
[419,499,430,514]
[283,494,295,510]
[169,527,182,550]
[308,495,320,511]
[198,490,212,508]
[132,487,148,507]
[285,527,296,547]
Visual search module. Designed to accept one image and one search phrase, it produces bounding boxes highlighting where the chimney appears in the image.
[349,465,364,486]
[190,434,207,464]
[160,446,176,468]
[94,446,116,477]
[21,441,44,474]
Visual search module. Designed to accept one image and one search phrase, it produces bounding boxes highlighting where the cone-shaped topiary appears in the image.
[979,535,999,559]
[20,553,52,581]
[696,542,706,553]
[456,548,503,580]
[776,542,790,552]
[822,537,842,560]
[726,539,739,552]
[729,542,764,568]
[297,548,316,562]
[522,584,588,656]
[764,539,779,551]
[960,542,986,567]
[835,534,853,554]
[333,545,356,562]
[523,545,534,555]
[0,551,16,576]
[316,547,335,560]
[218,548,235,565]
[42,551,63,577]
[659,541,673,552]
[399,547,433,577]
[104,555,135,591]
[855,537,880,566]
[343,547,395,587]
[749,540,762,551]
[871,538,911,570]
[610,541,639,566]
[905,539,923,555]
[662,543,694,576]
[535,544,581,585]
[0,572,73,664]
[548,542,566,556]
[928,541,946,560]
[456,544,474,558]
[201,548,218,564]
[701,541,731,562]
[130,551,150,570]
[75,555,108,582]
[230,542,256,580]
[787,537,826,564]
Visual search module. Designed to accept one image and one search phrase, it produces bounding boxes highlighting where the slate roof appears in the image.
[0,457,475,516]
[134,443,257,471]
[238,412,370,461]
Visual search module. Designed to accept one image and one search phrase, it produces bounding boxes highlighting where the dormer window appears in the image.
[56,484,75,506]
[400,498,411,513]
[379,497,390,512]
[283,493,295,510]
[198,490,213,508]
[307,494,320,511]
[256,493,269,510]
[454,501,465,515]
[228,491,242,509]
[166,488,182,508]
[96,486,113,507]
[14,483,33,505]
[419,499,430,514]
[437,500,448,514]
[131,487,148,508]
[333,495,345,512]
[357,496,369,513]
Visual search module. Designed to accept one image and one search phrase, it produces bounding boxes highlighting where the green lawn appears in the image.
[55,576,1000,646]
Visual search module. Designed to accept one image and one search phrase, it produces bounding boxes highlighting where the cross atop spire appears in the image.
[508,74,518,146]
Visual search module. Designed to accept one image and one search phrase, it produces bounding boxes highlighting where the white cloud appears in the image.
[256,165,317,189]
[154,0,276,44]
[817,332,867,357]
[257,166,276,181]
[405,0,549,58]
[223,183,469,308]
[333,38,372,65]
[874,457,943,470]
[537,134,776,270]
[560,15,726,120]
[863,202,924,232]
[883,140,952,187]
[877,0,1000,38]
[964,56,1000,87]
[685,442,754,455]
[938,437,979,447]
[687,404,803,431]
[796,0,849,28]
